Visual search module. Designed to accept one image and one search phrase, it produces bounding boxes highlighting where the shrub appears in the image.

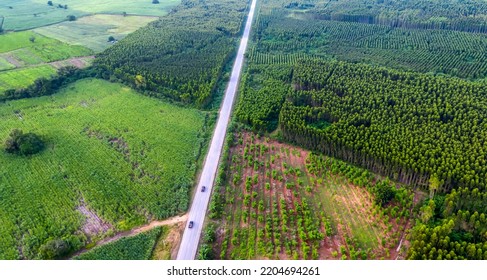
[39,239,71,260]
[4,129,45,155]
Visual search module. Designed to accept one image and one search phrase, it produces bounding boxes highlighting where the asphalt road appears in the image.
[176,0,257,260]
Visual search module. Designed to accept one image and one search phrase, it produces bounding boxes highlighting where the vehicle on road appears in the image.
[201,186,206,192]
[188,221,194,228]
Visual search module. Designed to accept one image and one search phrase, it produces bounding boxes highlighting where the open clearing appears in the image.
[0,0,179,31]
[213,131,412,260]
[35,14,160,52]
[0,79,206,259]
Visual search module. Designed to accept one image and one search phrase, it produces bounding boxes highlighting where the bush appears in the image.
[4,129,45,155]
[39,239,71,259]
[373,181,396,206]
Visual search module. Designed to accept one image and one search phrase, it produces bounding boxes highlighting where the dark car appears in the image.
[188,221,194,228]
[201,186,206,192]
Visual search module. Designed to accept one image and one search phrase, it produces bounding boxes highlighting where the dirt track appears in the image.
[70,214,187,258]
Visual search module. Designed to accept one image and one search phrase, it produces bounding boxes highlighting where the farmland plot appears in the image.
[211,132,413,260]
[0,0,179,31]
[0,79,207,259]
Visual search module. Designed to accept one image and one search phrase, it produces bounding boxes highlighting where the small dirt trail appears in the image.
[70,214,187,258]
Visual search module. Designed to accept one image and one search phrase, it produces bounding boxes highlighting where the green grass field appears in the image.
[0,65,57,93]
[0,0,179,31]
[34,14,159,52]
[74,227,165,260]
[0,31,59,53]
[0,79,206,259]
[0,57,15,71]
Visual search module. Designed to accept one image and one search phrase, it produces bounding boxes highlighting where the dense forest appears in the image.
[409,188,487,259]
[233,0,487,260]
[250,7,487,78]
[242,59,487,193]
[93,0,249,107]
[239,0,487,193]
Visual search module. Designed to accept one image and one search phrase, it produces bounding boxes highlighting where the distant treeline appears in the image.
[313,13,487,34]
[288,0,487,33]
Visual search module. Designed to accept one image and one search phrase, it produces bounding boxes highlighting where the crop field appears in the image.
[35,15,160,52]
[211,132,413,260]
[0,79,207,259]
[0,31,93,64]
[0,31,93,93]
[0,65,57,93]
[0,0,179,31]
[74,227,165,260]
[49,56,94,69]
[0,57,15,71]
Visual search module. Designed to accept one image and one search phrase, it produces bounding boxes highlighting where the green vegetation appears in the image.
[0,65,57,93]
[0,31,93,64]
[8,40,91,65]
[408,188,487,260]
[4,129,45,155]
[93,0,249,107]
[39,239,72,260]
[209,132,411,259]
[0,31,93,94]
[74,227,164,260]
[232,0,487,260]
[35,15,159,52]
[250,3,487,78]
[280,60,487,192]
[0,31,60,53]
[0,0,179,31]
[0,57,15,71]
[0,79,207,259]
[239,46,487,195]
[303,0,487,33]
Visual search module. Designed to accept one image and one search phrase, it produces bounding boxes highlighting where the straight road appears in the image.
[176,0,258,260]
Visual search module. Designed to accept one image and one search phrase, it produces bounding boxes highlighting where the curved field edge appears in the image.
[0,78,207,259]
